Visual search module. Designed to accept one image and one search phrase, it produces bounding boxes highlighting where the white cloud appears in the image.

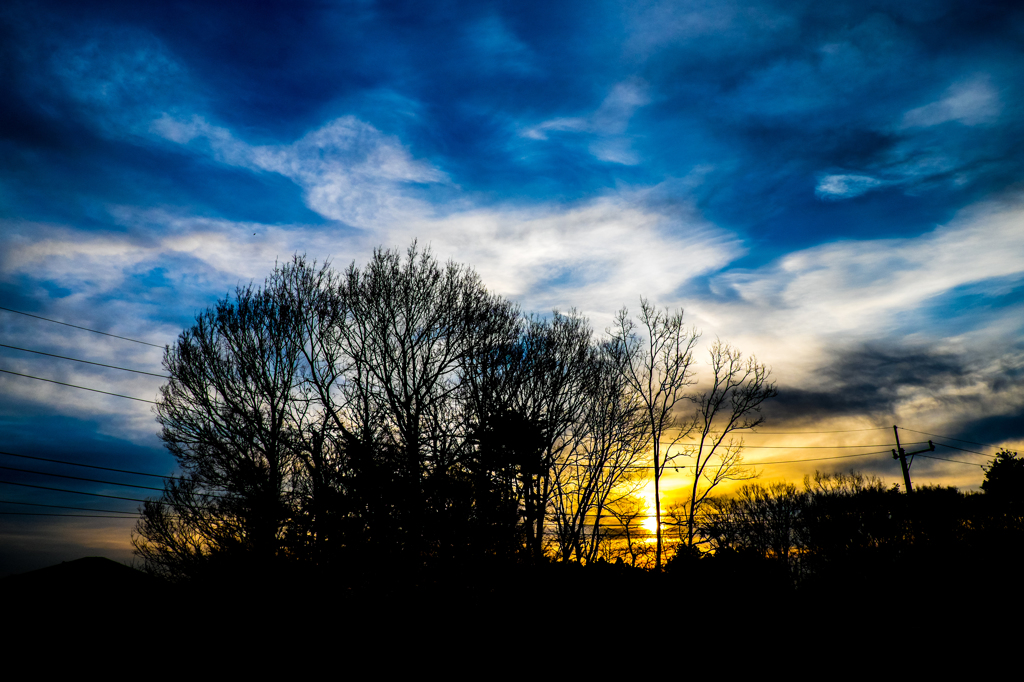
[589,139,642,166]
[143,112,741,321]
[815,174,885,199]
[624,0,795,60]
[520,79,650,165]
[520,117,589,140]
[591,81,651,135]
[151,114,446,227]
[714,199,1024,331]
[687,197,1024,387]
[380,190,742,320]
[902,75,1001,128]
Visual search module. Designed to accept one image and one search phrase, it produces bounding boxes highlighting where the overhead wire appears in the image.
[0,465,226,498]
[0,478,155,503]
[0,463,167,492]
[915,454,985,467]
[0,343,168,378]
[0,512,139,518]
[614,448,913,470]
[896,427,999,449]
[691,443,921,449]
[0,479,223,507]
[932,443,998,458]
[0,498,138,514]
[0,449,174,479]
[0,368,158,403]
[732,427,890,434]
[0,305,165,348]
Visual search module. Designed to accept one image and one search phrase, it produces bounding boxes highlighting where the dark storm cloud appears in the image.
[767,340,1024,437]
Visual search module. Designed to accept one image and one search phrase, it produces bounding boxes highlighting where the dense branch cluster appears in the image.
[134,245,651,580]
[134,244,780,582]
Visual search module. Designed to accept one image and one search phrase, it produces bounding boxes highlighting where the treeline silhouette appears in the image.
[131,243,1019,611]
[135,243,664,598]
[665,458,1024,603]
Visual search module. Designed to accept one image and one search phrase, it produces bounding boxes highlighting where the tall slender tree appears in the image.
[608,299,699,568]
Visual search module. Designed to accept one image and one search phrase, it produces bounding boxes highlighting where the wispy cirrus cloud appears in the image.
[684,196,1024,444]
[902,76,1002,129]
[521,79,650,165]
[815,173,885,199]
[150,114,448,227]
[707,197,1024,337]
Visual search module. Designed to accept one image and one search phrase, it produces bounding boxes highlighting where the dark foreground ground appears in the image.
[4,552,1017,634]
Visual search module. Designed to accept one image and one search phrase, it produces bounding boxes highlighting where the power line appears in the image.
[0,498,137,514]
[0,343,168,378]
[0,478,153,503]
[897,427,999,449]
[0,479,220,506]
[733,427,890,434]
[0,512,138,519]
[915,454,985,468]
[699,443,926,450]
[0,463,167,492]
[0,449,173,479]
[617,449,903,470]
[0,305,164,348]
[747,450,893,465]
[666,450,892,469]
[933,442,997,458]
[0,368,158,403]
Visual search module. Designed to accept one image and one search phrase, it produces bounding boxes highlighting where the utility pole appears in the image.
[892,426,935,494]
[892,425,913,493]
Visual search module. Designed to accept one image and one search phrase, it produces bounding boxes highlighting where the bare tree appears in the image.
[135,249,777,582]
[697,482,803,566]
[549,346,649,563]
[607,494,655,569]
[339,243,520,562]
[608,299,699,568]
[680,340,778,548]
[135,246,533,578]
[134,279,310,579]
[504,311,596,562]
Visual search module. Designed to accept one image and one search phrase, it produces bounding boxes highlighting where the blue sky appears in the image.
[1,0,1022,573]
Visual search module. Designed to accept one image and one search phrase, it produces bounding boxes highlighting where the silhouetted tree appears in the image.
[607,494,655,568]
[982,449,1024,505]
[549,345,649,563]
[608,299,698,568]
[794,471,905,588]
[135,245,786,588]
[338,243,521,566]
[136,245,637,582]
[679,341,777,548]
[134,279,309,581]
[697,482,803,570]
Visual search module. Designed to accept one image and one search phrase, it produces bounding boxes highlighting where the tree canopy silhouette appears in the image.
[982,449,1024,504]
[134,245,647,582]
[134,244,780,586]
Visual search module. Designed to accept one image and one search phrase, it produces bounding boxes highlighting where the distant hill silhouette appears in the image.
[3,557,170,614]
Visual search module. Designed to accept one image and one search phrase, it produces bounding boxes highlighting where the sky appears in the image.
[1,0,1022,574]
